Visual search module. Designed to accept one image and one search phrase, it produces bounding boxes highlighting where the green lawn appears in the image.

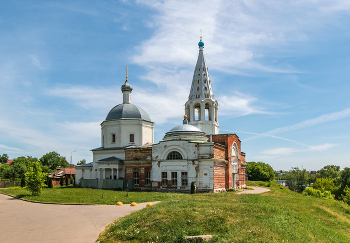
[1,183,350,242]
[0,186,185,204]
[98,181,350,243]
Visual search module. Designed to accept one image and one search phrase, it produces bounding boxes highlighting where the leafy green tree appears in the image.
[340,167,350,193]
[246,162,275,181]
[39,151,69,171]
[0,154,9,164]
[25,161,47,196]
[286,167,308,193]
[70,174,75,186]
[60,176,64,186]
[77,159,86,165]
[0,164,9,178]
[319,165,341,185]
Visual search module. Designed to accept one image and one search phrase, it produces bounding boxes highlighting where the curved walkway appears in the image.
[236,187,270,194]
[0,193,157,243]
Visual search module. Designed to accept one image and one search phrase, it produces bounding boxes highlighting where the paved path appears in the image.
[0,193,157,243]
[236,187,270,194]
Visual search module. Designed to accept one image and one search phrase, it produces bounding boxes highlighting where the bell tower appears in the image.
[184,37,219,135]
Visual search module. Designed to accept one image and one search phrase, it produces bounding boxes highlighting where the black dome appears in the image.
[105,103,151,122]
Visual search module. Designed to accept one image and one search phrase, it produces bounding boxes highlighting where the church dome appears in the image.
[163,117,207,141]
[105,103,151,122]
[121,80,133,92]
[198,40,204,47]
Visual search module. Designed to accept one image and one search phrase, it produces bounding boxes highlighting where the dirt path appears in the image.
[0,193,156,243]
[236,187,270,194]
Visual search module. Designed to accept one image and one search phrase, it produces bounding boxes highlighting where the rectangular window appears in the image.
[145,172,151,185]
[181,172,188,186]
[133,172,139,185]
[112,134,116,143]
[171,172,177,186]
[130,134,134,143]
[161,172,167,186]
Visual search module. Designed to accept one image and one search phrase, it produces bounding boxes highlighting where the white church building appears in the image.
[76,38,246,192]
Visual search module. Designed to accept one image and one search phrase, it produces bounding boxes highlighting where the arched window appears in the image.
[197,87,199,91]
[197,79,199,83]
[167,151,183,160]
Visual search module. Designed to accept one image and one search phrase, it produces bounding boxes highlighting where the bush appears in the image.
[70,175,75,186]
[60,177,64,186]
[226,188,236,192]
[246,162,275,181]
[302,187,334,199]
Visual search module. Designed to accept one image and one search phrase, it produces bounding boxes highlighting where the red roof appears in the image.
[6,160,13,165]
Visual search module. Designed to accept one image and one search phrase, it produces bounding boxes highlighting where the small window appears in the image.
[204,73,206,76]
[198,73,200,76]
[145,172,151,185]
[204,79,206,83]
[197,79,199,83]
[197,87,199,91]
[198,67,200,71]
[167,151,183,160]
[205,87,207,91]
[181,172,188,186]
[130,134,134,143]
[171,172,177,186]
[162,172,167,186]
[133,172,139,185]
[112,134,116,143]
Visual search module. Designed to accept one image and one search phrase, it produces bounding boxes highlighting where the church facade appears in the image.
[76,38,246,192]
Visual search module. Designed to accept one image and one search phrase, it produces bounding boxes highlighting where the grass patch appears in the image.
[0,186,186,204]
[98,181,350,243]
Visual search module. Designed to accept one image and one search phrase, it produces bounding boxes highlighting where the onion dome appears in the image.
[121,80,133,92]
[105,103,151,122]
[198,39,204,47]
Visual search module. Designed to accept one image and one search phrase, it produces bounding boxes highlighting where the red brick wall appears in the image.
[125,148,152,161]
[213,144,225,160]
[213,163,226,189]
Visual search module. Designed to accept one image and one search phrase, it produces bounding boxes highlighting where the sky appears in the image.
[0,0,350,171]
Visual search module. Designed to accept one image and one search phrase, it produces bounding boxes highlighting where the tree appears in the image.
[342,186,350,205]
[47,177,53,188]
[71,174,75,186]
[0,154,9,164]
[319,165,341,185]
[286,167,308,193]
[77,159,86,165]
[60,176,64,186]
[39,151,69,171]
[25,161,47,196]
[340,167,350,196]
[246,162,275,181]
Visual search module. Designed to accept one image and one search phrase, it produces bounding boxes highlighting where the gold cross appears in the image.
[126,67,128,81]
[200,29,202,40]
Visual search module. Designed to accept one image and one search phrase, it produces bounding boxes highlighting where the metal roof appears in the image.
[105,103,151,122]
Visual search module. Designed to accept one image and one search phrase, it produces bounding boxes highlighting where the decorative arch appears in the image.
[194,103,201,121]
[231,142,239,159]
[160,145,187,160]
[167,151,183,160]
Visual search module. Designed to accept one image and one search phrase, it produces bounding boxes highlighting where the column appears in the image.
[190,103,194,122]
[210,103,215,121]
[103,168,106,180]
[200,102,205,121]
[116,167,119,180]
[111,168,114,179]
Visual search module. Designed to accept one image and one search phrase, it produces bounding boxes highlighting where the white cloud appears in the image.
[262,143,336,156]
[263,147,297,155]
[0,144,21,151]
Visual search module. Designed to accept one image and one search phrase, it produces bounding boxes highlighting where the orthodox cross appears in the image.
[126,67,128,81]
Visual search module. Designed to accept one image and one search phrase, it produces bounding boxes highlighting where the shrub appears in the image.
[226,188,236,192]
[70,175,75,186]
[60,177,64,186]
[302,187,334,199]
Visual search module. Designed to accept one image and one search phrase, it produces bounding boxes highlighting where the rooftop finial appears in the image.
[200,29,202,41]
[125,67,128,81]
[183,115,188,124]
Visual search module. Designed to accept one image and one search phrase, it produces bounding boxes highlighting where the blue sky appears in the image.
[1,0,350,170]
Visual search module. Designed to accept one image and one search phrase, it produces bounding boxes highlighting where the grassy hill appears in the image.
[98,181,350,243]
